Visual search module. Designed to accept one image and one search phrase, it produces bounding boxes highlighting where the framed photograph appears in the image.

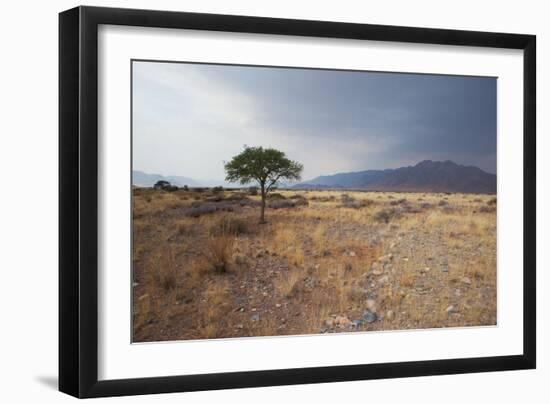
[59,6,536,398]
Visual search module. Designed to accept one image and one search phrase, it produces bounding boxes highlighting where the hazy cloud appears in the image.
[132,61,496,182]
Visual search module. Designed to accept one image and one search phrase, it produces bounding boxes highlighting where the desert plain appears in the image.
[132,188,496,342]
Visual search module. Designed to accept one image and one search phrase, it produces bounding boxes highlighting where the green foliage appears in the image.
[224,146,303,191]
[224,146,303,222]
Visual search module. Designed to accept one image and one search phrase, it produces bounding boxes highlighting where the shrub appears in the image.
[148,249,177,292]
[374,208,401,223]
[478,205,496,213]
[438,200,449,206]
[212,186,224,193]
[184,202,234,217]
[291,195,309,206]
[342,199,374,209]
[390,198,407,206]
[177,222,194,237]
[487,197,497,206]
[238,198,261,207]
[340,193,372,209]
[267,192,286,200]
[310,195,336,202]
[203,235,234,274]
[248,186,258,196]
[209,216,250,237]
[269,199,296,209]
[340,194,354,203]
[441,205,455,213]
[205,194,223,202]
[269,198,309,209]
[160,271,177,291]
[225,192,249,201]
[402,205,422,214]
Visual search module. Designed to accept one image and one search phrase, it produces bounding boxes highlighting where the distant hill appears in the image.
[295,160,496,194]
[132,170,200,188]
[132,170,242,188]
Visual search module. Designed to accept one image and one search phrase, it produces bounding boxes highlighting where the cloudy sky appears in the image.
[132,61,496,182]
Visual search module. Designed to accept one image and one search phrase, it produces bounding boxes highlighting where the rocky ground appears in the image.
[132,189,496,342]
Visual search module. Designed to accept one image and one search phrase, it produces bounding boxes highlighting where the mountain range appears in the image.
[133,160,496,194]
[294,160,496,194]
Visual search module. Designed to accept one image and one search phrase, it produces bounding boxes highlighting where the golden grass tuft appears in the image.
[203,235,235,274]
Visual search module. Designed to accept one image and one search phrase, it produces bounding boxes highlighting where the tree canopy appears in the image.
[224,146,303,222]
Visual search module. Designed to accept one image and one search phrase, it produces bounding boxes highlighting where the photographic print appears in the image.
[131,60,497,343]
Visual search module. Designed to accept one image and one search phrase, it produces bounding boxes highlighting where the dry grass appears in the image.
[203,235,235,274]
[276,268,304,297]
[132,188,496,342]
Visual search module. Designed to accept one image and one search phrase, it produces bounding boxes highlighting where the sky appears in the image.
[132,61,497,183]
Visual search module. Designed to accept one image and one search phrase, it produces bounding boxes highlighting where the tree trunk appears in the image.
[260,183,266,223]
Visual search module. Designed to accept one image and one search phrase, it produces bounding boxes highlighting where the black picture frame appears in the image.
[59,5,536,398]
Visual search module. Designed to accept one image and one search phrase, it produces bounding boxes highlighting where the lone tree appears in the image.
[224,146,303,223]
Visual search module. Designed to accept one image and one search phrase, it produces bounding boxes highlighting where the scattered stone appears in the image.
[366,299,377,313]
[132,282,139,287]
[445,305,457,314]
[325,318,335,328]
[386,310,394,320]
[348,286,367,301]
[250,314,260,322]
[378,275,390,284]
[454,289,463,297]
[138,294,149,301]
[402,257,409,262]
[236,324,244,329]
[275,303,282,308]
[378,254,393,264]
[335,315,351,327]
[251,307,257,312]
[362,310,377,323]
[349,251,357,257]
[461,276,472,285]
[350,319,363,328]
[441,266,449,273]
[305,277,317,289]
